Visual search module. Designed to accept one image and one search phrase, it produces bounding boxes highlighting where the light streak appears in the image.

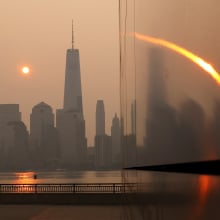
[134,32,220,85]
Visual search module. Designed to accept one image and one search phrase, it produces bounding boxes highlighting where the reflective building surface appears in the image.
[120,0,220,167]
[121,171,220,220]
[120,0,220,219]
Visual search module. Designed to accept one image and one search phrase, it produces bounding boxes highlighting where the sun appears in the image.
[21,66,30,75]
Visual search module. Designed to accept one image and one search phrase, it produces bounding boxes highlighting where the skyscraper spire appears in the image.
[72,20,74,50]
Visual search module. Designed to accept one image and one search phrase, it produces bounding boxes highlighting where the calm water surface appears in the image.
[0,170,122,184]
[121,170,220,219]
[1,170,220,219]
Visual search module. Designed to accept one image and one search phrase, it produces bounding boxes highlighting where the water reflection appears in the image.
[122,171,220,220]
[193,175,218,219]
[13,172,37,184]
[0,170,122,184]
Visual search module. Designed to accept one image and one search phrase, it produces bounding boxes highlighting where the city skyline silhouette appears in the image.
[0,1,120,146]
[0,17,121,170]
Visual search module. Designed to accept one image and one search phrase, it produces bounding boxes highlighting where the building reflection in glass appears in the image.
[120,0,220,219]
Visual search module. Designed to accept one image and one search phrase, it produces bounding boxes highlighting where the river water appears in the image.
[0,170,122,184]
[1,170,220,219]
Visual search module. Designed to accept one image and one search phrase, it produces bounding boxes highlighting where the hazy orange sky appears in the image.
[0,0,120,146]
[2,0,220,147]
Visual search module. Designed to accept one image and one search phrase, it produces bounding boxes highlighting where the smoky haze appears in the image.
[0,0,120,146]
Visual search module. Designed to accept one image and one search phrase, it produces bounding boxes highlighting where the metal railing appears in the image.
[0,183,137,194]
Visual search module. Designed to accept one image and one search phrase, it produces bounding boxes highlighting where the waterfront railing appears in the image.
[0,183,137,194]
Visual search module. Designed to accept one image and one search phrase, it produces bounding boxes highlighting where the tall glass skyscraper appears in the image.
[56,24,87,169]
[63,48,83,113]
[96,100,105,136]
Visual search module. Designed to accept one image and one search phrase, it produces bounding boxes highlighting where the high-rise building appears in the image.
[147,48,166,112]
[6,121,29,170]
[111,113,121,167]
[144,48,179,165]
[0,104,21,127]
[0,104,22,169]
[56,109,87,168]
[56,23,87,169]
[96,100,105,136]
[95,100,112,169]
[30,102,60,168]
[63,22,83,112]
[30,102,54,146]
[95,135,112,169]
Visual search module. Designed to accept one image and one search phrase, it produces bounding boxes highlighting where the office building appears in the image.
[57,23,87,169]
[96,100,105,136]
[30,102,59,168]
[111,113,121,166]
[95,100,112,169]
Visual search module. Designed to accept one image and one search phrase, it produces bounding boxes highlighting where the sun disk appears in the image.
[22,66,30,75]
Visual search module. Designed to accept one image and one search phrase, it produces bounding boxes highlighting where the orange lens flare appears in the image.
[134,32,220,85]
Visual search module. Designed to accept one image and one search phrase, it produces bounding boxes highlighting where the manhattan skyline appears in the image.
[0,0,120,146]
[2,0,220,151]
